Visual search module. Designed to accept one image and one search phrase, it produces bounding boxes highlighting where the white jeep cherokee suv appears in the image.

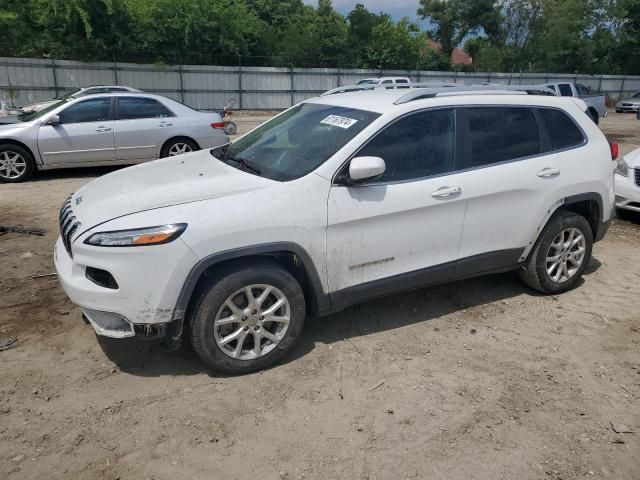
[55,87,615,373]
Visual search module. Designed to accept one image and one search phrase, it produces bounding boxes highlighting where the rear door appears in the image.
[453,106,563,275]
[113,97,176,160]
[326,108,467,296]
[37,97,116,164]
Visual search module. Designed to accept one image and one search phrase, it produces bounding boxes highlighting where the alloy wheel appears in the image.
[0,151,27,179]
[168,143,193,156]
[213,284,291,360]
[545,227,586,283]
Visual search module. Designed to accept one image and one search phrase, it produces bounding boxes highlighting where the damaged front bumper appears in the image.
[54,235,197,342]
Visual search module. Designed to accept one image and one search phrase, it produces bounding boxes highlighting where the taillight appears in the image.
[610,142,619,160]
[211,122,225,130]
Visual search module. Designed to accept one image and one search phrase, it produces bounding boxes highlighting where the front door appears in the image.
[326,108,466,299]
[37,97,115,164]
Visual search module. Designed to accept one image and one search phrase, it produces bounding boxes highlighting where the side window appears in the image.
[558,84,573,96]
[117,97,173,120]
[59,98,111,124]
[460,107,540,168]
[381,80,393,84]
[537,108,585,151]
[356,108,455,183]
[396,79,409,84]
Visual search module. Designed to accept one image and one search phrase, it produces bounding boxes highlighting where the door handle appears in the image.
[537,168,560,178]
[95,126,112,132]
[430,186,462,198]
[158,121,173,127]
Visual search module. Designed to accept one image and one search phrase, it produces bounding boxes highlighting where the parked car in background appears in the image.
[615,92,640,113]
[0,93,228,182]
[356,77,411,88]
[542,82,607,123]
[54,86,614,373]
[615,148,640,213]
[19,85,141,114]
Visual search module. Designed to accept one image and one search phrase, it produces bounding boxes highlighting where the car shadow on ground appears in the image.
[98,257,602,378]
[30,165,126,182]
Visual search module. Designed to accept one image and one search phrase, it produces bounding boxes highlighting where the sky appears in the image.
[302,0,426,24]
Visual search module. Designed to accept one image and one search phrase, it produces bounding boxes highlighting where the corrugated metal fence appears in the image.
[1,56,640,111]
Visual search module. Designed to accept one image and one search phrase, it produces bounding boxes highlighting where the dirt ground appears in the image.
[1,112,639,480]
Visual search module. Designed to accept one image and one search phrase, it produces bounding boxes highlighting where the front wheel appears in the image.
[0,144,35,182]
[189,261,306,374]
[519,211,593,294]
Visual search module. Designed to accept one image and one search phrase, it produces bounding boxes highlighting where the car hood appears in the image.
[71,149,276,229]
[22,99,57,112]
[623,148,640,169]
[0,115,25,125]
[619,98,640,105]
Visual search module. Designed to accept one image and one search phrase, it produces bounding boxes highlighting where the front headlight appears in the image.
[84,223,187,247]
[615,159,629,177]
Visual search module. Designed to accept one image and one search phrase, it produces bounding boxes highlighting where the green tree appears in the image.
[418,0,502,59]
[365,17,424,69]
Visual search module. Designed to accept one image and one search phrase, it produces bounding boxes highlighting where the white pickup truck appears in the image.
[543,82,607,124]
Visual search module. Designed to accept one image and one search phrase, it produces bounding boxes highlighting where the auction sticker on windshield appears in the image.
[320,115,358,129]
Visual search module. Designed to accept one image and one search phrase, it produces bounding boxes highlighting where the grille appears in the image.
[635,168,640,188]
[59,196,81,257]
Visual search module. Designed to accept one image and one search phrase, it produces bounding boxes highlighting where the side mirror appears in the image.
[348,156,386,183]
[44,114,60,126]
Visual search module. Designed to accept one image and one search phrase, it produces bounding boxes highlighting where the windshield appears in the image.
[58,88,82,100]
[19,99,67,122]
[220,103,380,181]
[633,92,640,99]
[357,79,379,85]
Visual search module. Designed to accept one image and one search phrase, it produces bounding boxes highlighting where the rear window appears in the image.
[460,107,540,168]
[537,108,585,150]
[558,84,573,96]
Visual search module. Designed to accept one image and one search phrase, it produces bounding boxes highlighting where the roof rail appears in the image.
[393,84,557,105]
[321,82,461,96]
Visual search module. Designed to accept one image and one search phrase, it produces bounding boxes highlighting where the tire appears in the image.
[615,109,622,113]
[160,138,199,158]
[588,109,599,125]
[224,122,237,135]
[189,260,306,374]
[0,144,35,182]
[519,210,593,294]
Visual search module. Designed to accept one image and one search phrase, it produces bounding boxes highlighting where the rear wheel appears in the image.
[160,138,199,158]
[519,211,593,294]
[0,144,35,182]
[189,261,306,374]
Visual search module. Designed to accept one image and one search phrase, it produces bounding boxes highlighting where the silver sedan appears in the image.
[615,92,640,113]
[0,93,229,182]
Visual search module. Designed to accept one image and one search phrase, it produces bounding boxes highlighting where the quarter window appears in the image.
[356,108,455,183]
[117,97,173,120]
[460,107,540,168]
[59,98,111,124]
[537,108,585,150]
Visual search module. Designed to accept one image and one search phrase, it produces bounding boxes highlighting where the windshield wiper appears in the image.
[225,155,262,176]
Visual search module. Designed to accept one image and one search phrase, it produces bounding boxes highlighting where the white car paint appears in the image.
[615,148,640,213]
[54,89,614,340]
